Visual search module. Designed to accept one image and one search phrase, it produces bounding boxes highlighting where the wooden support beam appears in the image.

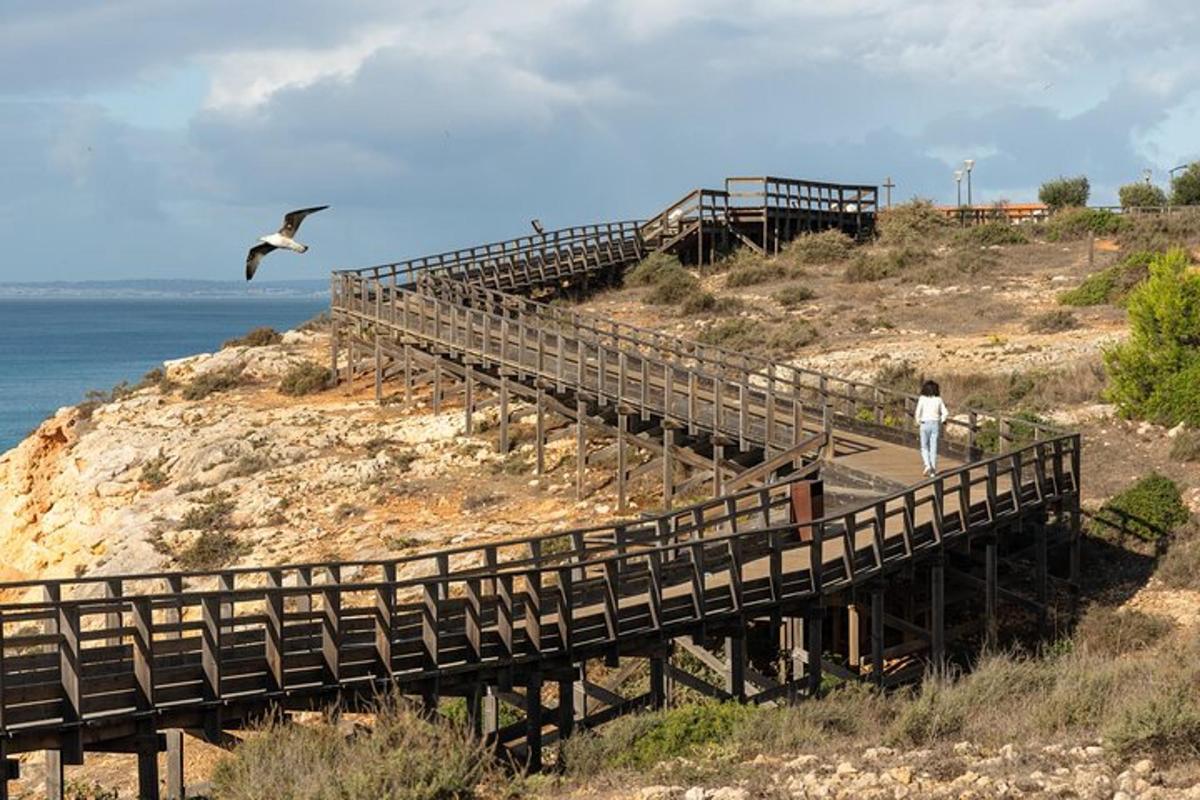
[499,378,510,454]
[847,602,862,668]
[725,635,746,701]
[526,671,543,772]
[464,369,475,435]
[557,678,574,745]
[931,559,945,666]
[45,751,63,800]
[805,605,824,697]
[617,412,629,513]
[535,388,546,476]
[374,333,383,404]
[871,588,885,687]
[662,424,676,510]
[576,400,587,500]
[985,541,999,648]
[165,730,184,800]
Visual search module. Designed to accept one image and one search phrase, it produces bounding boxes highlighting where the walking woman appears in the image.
[915,380,949,477]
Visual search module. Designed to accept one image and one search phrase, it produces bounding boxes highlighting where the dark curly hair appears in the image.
[920,380,940,397]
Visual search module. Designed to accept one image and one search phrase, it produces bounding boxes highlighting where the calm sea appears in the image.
[0,298,327,452]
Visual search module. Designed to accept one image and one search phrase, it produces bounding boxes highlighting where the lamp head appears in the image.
[954,170,963,181]
[964,159,975,172]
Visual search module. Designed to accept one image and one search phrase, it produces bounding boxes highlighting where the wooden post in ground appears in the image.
[711,438,726,497]
[662,423,677,510]
[1035,518,1049,637]
[330,323,340,386]
[403,345,413,406]
[847,601,862,669]
[482,687,500,741]
[930,558,946,667]
[137,739,160,800]
[432,360,442,414]
[464,369,475,435]
[576,400,588,500]
[165,730,184,800]
[725,635,746,702]
[557,677,575,743]
[498,378,511,454]
[650,652,669,709]
[45,752,63,800]
[617,411,629,513]
[805,605,824,696]
[374,334,383,405]
[985,539,999,648]
[871,587,885,687]
[535,388,546,476]
[526,671,543,772]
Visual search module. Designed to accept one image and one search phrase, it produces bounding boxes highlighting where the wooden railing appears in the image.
[0,434,1078,748]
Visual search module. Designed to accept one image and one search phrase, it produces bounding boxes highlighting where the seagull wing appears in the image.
[246,242,277,281]
[279,205,330,238]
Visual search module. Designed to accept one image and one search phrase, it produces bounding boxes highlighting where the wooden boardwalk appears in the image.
[0,175,1079,798]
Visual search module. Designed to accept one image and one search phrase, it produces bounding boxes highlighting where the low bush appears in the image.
[1119,182,1168,208]
[725,260,789,287]
[772,285,816,308]
[1074,605,1171,657]
[298,310,331,332]
[680,292,743,316]
[1039,175,1090,210]
[1103,687,1200,762]
[183,366,246,401]
[954,222,1028,247]
[783,229,855,264]
[1119,208,1200,252]
[877,200,951,247]
[1058,251,1154,307]
[139,453,169,488]
[626,252,683,286]
[222,326,282,349]
[176,530,249,571]
[1156,526,1200,589]
[1026,310,1078,333]
[279,361,331,396]
[136,367,176,394]
[845,247,930,282]
[1043,207,1128,241]
[1091,472,1190,542]
[180,489,236,532]
[1170,429,1200,462]
[697,318,767,351]
[211,702,497,799]
[766,319,819,352]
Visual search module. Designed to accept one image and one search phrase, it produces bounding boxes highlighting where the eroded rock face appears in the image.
[0,332,596,595]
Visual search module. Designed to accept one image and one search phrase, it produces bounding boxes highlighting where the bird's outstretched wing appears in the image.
[279,205,329,238]
[246,242,277,281]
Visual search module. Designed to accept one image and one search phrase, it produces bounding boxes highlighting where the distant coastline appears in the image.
[0,279,329,300]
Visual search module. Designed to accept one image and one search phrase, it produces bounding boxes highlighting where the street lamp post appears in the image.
[954,170,963,208]
[964,159,975,207]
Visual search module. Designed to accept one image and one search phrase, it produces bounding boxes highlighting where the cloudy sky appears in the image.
[2,0,1198,281]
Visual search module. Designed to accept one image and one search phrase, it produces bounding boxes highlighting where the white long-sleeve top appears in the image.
[915,395,949,424]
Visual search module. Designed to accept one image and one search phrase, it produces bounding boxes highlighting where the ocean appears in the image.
[0,297,327,453]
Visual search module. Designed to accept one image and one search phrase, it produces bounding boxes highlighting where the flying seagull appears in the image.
[530,218,545,235]
[245,205,329,280]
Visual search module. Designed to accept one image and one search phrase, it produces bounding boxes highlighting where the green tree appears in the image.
[1039,175,1090,209]
[1170,163,1200,205]
[1104,249,1200,425]
[1118,182,1167,208]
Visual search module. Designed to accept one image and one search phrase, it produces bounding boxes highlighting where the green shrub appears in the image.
[1039,175,1090,209]
[1104,249,1200,424]
[783,229,855,264]
[298,310,331,332]
[211,702,496,799]
[1026,310,1078,333]
[1170,162,1200,205]
[1170,429,1200,462]
[279,361,332,396]
[1119,182,1168,208]
[954,222,1028,246]
[1044,207,1128,241]
[1091,472,1190,542]
[1058,251,1154,307]
[136,367,176,394]
[725,261,789,287]
[877,199,951,247]
[626,252,683,286]
[183,366,246,401]
[564,703,752,773]
[223,326,282,349]
[1074,605,1171,656]
[874,361,922,394]
[772,285,816,307]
